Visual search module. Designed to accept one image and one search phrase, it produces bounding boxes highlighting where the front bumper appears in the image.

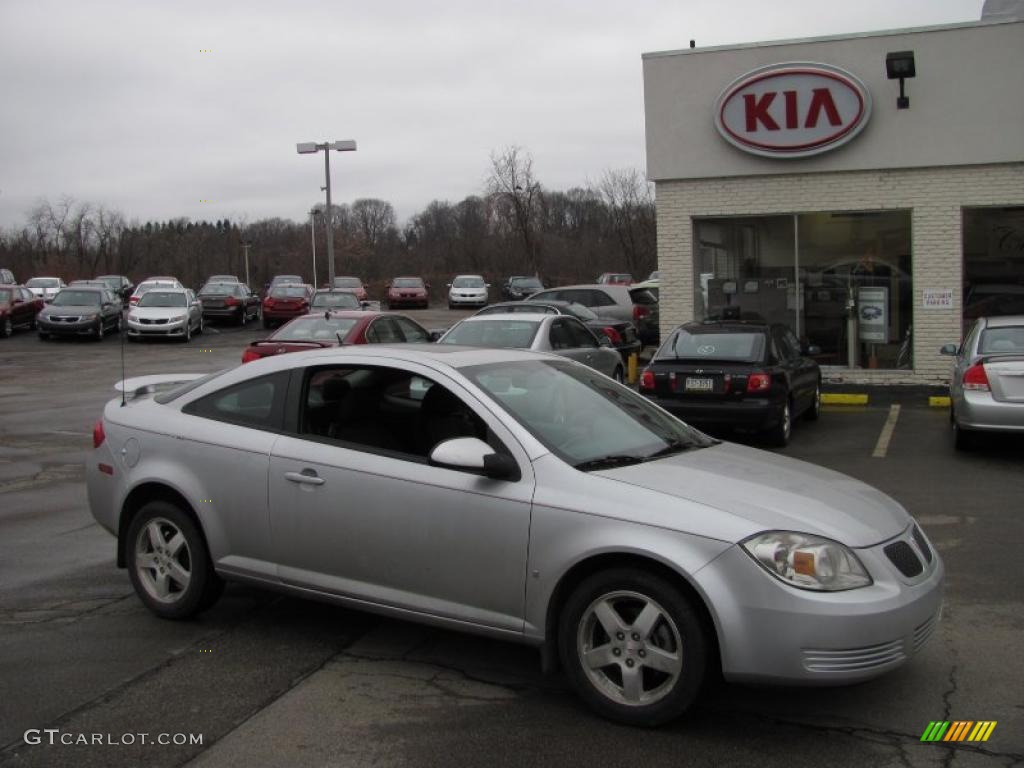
[955,390,1024,432]
[127,317,187,336]
[695,528,944,684]
[263,309,305,322]
[202,306,244,319]
[449,294,488,307]
[388,296,428,307]
[38,317,99,336]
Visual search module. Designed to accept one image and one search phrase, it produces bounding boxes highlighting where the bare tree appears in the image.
[596,168,656,277]
[487,146,543,275]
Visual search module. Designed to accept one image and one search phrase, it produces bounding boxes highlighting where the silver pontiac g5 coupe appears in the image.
[87,346,943,726]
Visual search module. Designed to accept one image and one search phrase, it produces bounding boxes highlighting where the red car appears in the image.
[385,276,429,309]
[1,285,45,337]
[242,310,434,363]
[262,283,313,328]
[597,272,634,286]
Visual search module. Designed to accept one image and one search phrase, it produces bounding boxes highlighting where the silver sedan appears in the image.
[126,288,203,342]
[87,346,942,726]
[438,312,625,381]
[941,314,1024,449]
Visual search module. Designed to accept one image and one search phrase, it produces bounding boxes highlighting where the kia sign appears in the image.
[714,62,872,158]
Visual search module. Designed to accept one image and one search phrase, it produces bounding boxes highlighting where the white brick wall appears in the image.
[655,163,1024,386]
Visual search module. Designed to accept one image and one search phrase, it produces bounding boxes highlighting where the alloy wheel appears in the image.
[576,590,684,707]
[134,518,192,605]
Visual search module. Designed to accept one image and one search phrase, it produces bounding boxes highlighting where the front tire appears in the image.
[559,569,708,727]
[126,501,223,619]
[95,319,104,341]
[1,316,11,338]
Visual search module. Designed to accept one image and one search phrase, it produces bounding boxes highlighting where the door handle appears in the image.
[285,469,325,486]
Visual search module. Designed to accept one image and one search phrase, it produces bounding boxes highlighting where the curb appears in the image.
[820,393,952,408]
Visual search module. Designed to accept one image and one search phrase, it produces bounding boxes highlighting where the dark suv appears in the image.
[639,320,821,446]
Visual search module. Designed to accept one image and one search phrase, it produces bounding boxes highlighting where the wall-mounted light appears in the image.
[885,51,916,109]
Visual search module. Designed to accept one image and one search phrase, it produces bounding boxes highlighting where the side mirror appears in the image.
[939,343,958,356]
[599,335,613,348]
[429,437,516,480]
[429,329,444,342]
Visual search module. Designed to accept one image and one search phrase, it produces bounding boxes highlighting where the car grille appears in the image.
[50,315,82,323]
[912,525,933,563]
[884,540,924,578]
[203,300,225,308]
[139,318,170,325]
[802,638,906,673]
[913,610,941,653]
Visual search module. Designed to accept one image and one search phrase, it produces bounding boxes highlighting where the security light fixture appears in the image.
[885,51,915,109]
[296,139,358,286]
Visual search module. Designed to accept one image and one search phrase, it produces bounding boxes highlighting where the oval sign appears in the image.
[714,62,872,158]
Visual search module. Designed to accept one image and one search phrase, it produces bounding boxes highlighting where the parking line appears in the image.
[872,404,901,458]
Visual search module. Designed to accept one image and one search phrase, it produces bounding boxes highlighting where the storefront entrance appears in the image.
[963,207,1024,335]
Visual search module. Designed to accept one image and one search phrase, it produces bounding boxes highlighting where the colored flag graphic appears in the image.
[920,721,997,742]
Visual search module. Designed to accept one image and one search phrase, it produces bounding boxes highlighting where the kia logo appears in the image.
[714,62,872,158]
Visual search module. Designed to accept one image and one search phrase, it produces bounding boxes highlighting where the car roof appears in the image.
[983,315,1024,328]
[140,286,188,294]
[452,274,484,279]
[683,320,770,332]
[458,312,550,323]
[280,343,552,370]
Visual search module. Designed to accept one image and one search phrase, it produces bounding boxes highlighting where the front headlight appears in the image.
[169,315,185,322]
[741,531,872,591]
[82,313,98,320]
[128,313,139,321]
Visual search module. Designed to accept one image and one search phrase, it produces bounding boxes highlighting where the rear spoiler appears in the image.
[114,373,207,399]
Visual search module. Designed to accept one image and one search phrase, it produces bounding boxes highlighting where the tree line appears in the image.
[0,147,655,292]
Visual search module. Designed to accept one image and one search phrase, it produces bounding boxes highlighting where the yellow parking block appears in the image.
[821,393,869,406]
[929,396,951,408]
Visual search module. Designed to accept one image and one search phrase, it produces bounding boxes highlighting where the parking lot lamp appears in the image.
[296,140,357,288]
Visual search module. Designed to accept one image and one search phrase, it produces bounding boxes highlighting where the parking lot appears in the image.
[1,311,1022,768]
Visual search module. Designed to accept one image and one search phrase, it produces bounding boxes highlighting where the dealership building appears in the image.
[642,11,1024,385]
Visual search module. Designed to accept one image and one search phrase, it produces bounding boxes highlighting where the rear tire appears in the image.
[126,501,222,619]
[767,399,792,447]
[806,382,821,421]
[952,409,972,451]
[558,568,709,727]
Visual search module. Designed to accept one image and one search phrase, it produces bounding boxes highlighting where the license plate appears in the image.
[685,377,714,392]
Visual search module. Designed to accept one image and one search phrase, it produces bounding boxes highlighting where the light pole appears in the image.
[308,208,320,288]
[296,140,357,288]
[240,240,252,288]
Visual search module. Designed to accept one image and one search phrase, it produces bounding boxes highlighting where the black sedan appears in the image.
[198,282,261,325]
[474,300,642,361]
[639,320,821,446]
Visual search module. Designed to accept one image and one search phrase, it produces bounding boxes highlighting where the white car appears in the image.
[25,277,66,302]
[447,275,489,309]
[130,278,183,306]
[126,287,203,342]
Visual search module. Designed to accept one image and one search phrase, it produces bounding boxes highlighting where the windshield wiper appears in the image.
[574,455,646,472]
[644,440,693,460]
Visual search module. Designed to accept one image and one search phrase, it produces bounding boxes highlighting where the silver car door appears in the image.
[268,361,535,633]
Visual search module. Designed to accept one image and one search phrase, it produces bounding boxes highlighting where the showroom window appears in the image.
[962,207,1024,336]
[694,211,912,369]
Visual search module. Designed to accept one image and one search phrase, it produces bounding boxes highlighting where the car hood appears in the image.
[131,307,188,318]
[41,303,101,315]
[598,442,909,547]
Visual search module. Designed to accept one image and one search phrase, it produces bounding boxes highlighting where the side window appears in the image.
[567,318,599,348]
[772,328,797,361]
[962,321,981,356]
[365,317,403,343]
[183,371,288,431]
[587,289,617,307]
[393,316,430,343]
[549,320,574,350]
[537,290,563,303]
[298,365,503,465]
[783,328,803,358]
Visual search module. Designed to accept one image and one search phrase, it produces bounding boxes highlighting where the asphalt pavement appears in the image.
[1,309,1022,768]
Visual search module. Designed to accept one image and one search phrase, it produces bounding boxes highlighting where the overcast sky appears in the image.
[0,0,984,229]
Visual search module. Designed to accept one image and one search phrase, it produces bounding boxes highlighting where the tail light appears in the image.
[92,420,106,448]
[225,296,239,306]
[129,295,140,304]
[746,372,771,393]
[241,347,262,364]
[602,327,622,345]
[633,305,651,322]
[264,298,275,308]
[963,363,990,391]
[640,370,655,391]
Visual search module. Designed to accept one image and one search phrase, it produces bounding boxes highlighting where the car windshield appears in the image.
[393,278,423,288]
[138,291,187,308]
[979,326,1024,355]
[0,289,12,302]
[27,278,60,288]
[465,359,715,468]
[200,283,236,295]
[51,290,102,306]
[271,286,308,298]
[564,302,599,321]
[440,319,540,348]
[272,317,359,341]
[312,292,360,309]
[453,277,485,288]
[97,277,121,289]
[511,277,543,291]
[137,283,174,294]
[272,276,302,285]
[661,329,766,363]
[333,277,362,288]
